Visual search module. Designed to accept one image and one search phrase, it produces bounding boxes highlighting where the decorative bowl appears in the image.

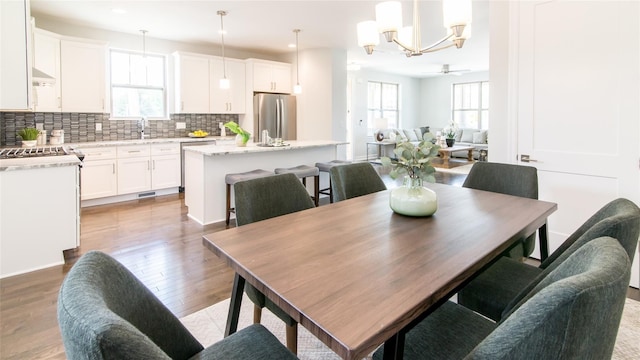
[22,140,37,147]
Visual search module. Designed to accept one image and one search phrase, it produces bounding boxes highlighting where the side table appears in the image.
[366,141,396,161]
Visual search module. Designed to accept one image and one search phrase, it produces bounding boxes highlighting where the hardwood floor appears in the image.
[1,166,636,359]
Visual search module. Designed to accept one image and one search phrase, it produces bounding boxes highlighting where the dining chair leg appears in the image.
[286,323,298,355]
[253,304,262,324]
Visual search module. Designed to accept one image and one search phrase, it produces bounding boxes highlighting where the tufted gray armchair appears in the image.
[57,251,298,360]
[329,162,387,202]
[458,197,640,321]
[374,237,631,360]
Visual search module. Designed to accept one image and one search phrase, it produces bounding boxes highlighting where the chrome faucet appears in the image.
[139,117,148,139]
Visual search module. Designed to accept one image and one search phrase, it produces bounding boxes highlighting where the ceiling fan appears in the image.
[429,64,470,76]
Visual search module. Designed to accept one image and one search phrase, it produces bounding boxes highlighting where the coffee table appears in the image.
[437,146,474,168]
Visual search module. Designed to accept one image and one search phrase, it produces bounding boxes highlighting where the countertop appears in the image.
[183,140,347,156]
[66,136,233,148]
[0,155,81,172]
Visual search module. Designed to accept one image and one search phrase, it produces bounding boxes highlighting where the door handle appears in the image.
[520,154,539,163]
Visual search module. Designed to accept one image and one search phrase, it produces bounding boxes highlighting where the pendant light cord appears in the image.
[218,11,227,79]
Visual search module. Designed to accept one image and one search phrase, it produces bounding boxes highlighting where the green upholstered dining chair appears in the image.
[462,161,540,260]
[373,237,631,360]
[458,197,640,321]
[233,172,316,354]
[329,162,387,202]
[57,251,298,360]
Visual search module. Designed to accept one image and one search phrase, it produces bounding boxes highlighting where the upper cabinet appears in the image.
[60,39,107,113]
[174,52,210,113]
[210,57,246,114]
[173,51,246,114]
[249,59,291,94]
[0,0,32,111]
[33,29,61,112]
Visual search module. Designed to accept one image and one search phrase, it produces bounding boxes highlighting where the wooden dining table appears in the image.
[202,182,557,360]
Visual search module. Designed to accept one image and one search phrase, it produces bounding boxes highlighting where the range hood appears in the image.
[32,67,55,86]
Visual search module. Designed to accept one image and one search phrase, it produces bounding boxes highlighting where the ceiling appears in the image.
[29,0,489,78]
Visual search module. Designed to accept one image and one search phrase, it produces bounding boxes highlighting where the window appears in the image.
[367,81,399,135]
[452,81,489,130]
[110,50,167,119]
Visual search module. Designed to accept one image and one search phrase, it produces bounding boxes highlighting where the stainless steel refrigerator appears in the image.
[253,93,296,143]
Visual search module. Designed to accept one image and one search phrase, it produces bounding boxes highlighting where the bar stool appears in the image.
[225,169,273,225]
[315,160,351,203]
[274,165,320,207]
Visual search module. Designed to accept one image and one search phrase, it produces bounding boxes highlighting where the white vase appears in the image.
[235,134,247,147]
[389,176,438,217]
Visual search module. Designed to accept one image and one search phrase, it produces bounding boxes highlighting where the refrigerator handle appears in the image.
[276,98,282,138]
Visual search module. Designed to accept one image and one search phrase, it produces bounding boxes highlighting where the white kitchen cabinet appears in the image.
[80,146,117,200]
[210,57,246,114]
[60,39,107,113]
[0,0,32,110]
[117,144,151,195]
[251,59,291,94]
[173,52,210,113]
[150,143,180,190]
[33,29,61,112]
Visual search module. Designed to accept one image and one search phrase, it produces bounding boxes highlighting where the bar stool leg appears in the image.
[313,175,320,207]
[226,184,232,225]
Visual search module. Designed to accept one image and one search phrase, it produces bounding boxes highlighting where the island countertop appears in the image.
[182,140,347,156]
[183,140,347,225]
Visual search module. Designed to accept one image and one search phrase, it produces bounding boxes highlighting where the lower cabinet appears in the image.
[80,143,180,202]
[81,147,117,200]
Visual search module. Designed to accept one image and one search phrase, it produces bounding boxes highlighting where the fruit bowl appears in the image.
[188,130,209,138]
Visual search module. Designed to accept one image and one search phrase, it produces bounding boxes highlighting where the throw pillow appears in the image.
[403,129,418,141]
[413,128,423,140]
[461,129,476,143]
[472,132,484,144]
[420,126,430,136]
[454,129,463,142]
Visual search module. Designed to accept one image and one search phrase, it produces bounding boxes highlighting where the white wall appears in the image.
[419,71,489,132]
[349,69,422,160]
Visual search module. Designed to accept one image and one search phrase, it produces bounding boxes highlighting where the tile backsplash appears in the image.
[0,112,239,146]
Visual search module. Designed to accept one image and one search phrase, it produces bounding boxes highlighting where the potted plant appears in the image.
[18,127,40,147]
[223,121,251,147]
[443,122,459,147]
[381,133,440,216]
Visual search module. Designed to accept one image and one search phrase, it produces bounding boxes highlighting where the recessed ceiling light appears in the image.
[288,43,296,48]
[111,8,127,14]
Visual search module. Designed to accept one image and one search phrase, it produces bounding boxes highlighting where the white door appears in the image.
[151,154,180,190]
[60,40,106,112]
[513,1,639,286]
[117,157,151,195]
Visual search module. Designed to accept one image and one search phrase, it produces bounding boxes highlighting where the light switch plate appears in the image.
[95,123,102,131]
[176,122,186,129]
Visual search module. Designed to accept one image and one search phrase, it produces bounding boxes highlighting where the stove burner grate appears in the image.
[0,146,69,159]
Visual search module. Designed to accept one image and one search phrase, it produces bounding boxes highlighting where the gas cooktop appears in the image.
[0,146,70,159]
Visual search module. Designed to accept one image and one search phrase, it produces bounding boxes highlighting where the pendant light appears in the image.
[293,29,302,94]
[139,29,148,68]
[217,10,230,89]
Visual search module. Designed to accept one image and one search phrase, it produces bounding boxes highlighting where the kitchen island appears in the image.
[183,140,346,225]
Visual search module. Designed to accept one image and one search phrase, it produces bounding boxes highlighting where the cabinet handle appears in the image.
[148,160,150,170]
[112,164,115,174]
[152,160,156,170]
[58,97,61,109]
[128,150,141,153]
[181,101,184,111]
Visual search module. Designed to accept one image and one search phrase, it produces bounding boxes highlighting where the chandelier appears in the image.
[357,0,472,57]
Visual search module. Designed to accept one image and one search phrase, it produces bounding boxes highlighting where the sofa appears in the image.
[377,127,489,160]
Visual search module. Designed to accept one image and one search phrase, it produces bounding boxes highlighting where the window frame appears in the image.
[109,48,169,120]
[367,81,400,136]
[451,81,489,130]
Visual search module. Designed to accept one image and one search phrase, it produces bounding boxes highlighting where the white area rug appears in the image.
[434,163,474,175]
[180,294,640,359]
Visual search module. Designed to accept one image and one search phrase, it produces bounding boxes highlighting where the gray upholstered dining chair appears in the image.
[462,161,540,260]
[329,162,387,202]
[57,251,298,360]
[373,236,631,360]
[233,172,316,354]
[458,197,640,321]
